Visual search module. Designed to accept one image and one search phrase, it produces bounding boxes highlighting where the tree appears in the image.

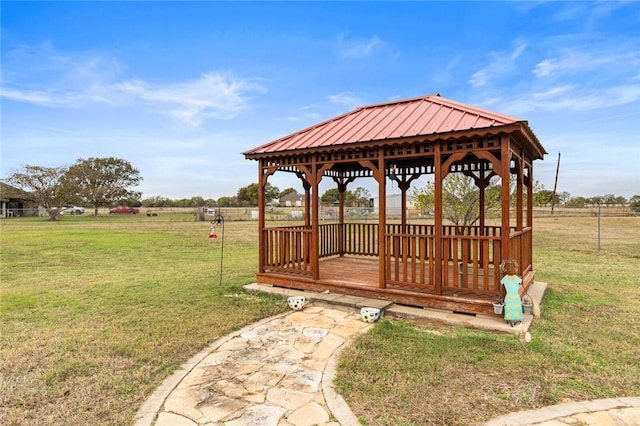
[64,157,142,216]
[587,196,603,206]
[236,182,279,206]
[602,194,617,206]
[531,181,554,206]
[217,196,238,207]
[320,187,369,206]
[566,196,587,208]
[142,196,171,207]
[558,191,572,206]
[320,188,340,205]
[6,165,69,220]
[630,195,640,213]
[353,187,372,207]
[412,174,503,227]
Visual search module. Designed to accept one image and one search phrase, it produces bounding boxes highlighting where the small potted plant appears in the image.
[492,295,504,314]
[522,294,533,315]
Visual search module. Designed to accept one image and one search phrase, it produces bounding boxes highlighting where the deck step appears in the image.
[244,281,548,334]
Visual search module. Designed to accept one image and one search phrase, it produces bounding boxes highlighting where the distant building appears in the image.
[279,191,304,207]
[0,182,38,217]
[371,193,413,216]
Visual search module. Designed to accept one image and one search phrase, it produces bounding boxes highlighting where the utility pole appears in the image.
[551,152,561,215]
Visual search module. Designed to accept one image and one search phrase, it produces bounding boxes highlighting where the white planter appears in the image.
[360,307,381,323]
[287,296,306,310]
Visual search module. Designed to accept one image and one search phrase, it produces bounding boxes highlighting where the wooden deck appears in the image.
[257,256,501,315]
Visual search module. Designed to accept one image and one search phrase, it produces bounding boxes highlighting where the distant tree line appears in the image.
[6,160,637,221]
[141,183,373,209]
[412,176,639,227]
[532,181,633,208]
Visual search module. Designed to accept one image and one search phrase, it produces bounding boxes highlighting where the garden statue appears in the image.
[500,259,523,326]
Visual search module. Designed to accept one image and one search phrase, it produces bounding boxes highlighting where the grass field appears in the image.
[334,216,640,425]
[0,216,285,425]
[1,215,639,425]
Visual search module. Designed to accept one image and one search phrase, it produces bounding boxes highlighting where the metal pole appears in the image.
[597,206,601,251]
[551,152,561,215]
[215,211,225,285]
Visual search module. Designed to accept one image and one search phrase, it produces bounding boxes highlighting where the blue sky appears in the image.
[2,1,639,200]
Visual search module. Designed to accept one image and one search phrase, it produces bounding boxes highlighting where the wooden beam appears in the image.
[441,151,466,178]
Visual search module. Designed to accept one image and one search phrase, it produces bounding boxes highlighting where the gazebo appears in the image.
[244,94,546,315]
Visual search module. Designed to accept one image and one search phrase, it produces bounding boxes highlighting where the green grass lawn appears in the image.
[0,216,285,425]
[334,216,640,425]
[1,215,639,425]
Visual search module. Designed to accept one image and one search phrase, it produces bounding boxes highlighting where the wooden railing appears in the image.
[384,233,436,291]
[262,226,311,275]
[440,234,502,295]
[342,223,379,256]
[261,223,532,296]
[509,227,533,278]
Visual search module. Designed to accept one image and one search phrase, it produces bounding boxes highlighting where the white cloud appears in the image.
[469,41,527,88]
[283,94,363,123]
[499,83,640,114]
[116,72,266,126]
[337,33,385,59]
[533,50,631,78]
[1,43,265,126]
[0,87,57,105]
[326,92,363,109]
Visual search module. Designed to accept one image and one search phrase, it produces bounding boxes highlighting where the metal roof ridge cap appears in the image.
[427,95,523,123]
[353,93,441,110]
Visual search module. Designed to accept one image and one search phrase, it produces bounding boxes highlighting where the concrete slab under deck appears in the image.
[244,280,547,334]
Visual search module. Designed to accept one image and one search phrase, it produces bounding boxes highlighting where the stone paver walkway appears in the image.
[134,306,370,426]
[485,397,640,425]
[135,284,639,426]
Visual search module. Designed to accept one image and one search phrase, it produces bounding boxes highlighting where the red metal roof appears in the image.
[245,93,536,157]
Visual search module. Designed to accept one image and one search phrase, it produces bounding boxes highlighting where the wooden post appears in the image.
[516,158,524,231]
[500,136,511,262]
[378,150,386,289]
[311,157,320,280]
[479,163,486,235]
[303,181,311,227]
[257,160,266,273]
[527,164,533,228]
[434,143,443,295]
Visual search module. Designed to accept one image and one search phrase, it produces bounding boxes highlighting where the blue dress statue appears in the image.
[500,274,523,325]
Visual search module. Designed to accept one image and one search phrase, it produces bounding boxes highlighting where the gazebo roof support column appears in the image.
[377,151,386,289]
[310,158,320,280]
[334,175,355,256]
[360,154,386,289]
[434,143,443,295]
[479,163,487,235]
[500,136,512,265]
[258,160,277,273]
[516,157,524,231]
[390,169,421,232]
[526,164,533,228]
[304,181,311,227]
[295,171,311,227]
